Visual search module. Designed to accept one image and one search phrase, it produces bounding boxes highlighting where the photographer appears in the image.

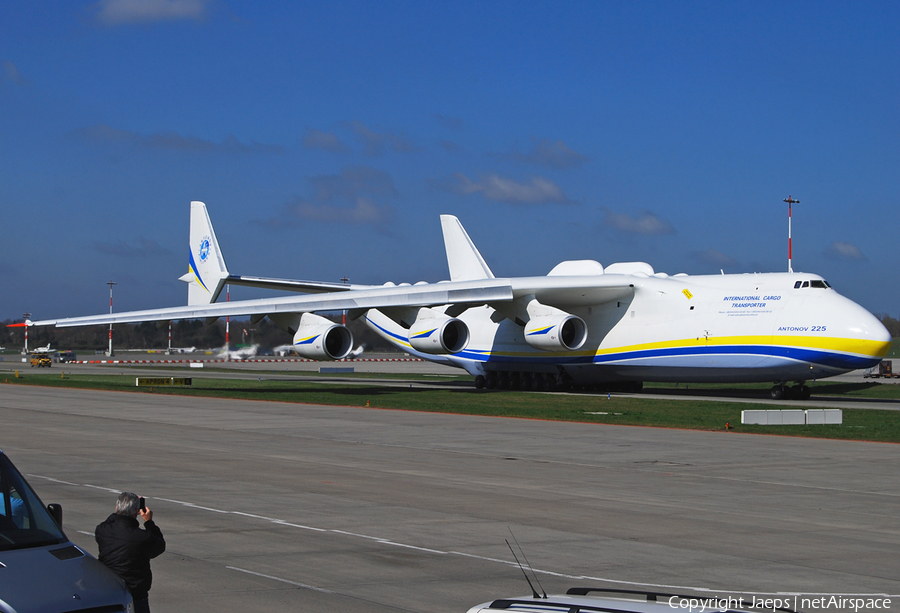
[96,492,166,613]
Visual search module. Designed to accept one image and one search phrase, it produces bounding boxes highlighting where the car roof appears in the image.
[468,588,797,613]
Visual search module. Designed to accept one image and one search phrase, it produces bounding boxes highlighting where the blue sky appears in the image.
[2,0,898,322]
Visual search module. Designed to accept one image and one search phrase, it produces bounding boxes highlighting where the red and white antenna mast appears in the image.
[783,196,799,273]
[106,281,117,356]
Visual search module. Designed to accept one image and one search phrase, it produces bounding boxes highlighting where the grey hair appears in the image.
[115,492,141,517]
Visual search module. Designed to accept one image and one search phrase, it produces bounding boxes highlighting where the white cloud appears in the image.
[67,124,284,154]
[2,60,28,86]
[344,121,418,156]
[433,114,465,130]
[603,209,675,235]
[825,241,867,262]
[452,173,570,205]
[302,128,349,153]
[510,138,589,169]
[92,0,209,25]
[289,197,392,225]
[308,166,397,202]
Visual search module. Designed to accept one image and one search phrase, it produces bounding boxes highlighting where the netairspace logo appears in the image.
[667,595,893,613]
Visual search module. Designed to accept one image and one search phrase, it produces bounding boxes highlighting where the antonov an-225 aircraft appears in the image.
[34,201,890,400]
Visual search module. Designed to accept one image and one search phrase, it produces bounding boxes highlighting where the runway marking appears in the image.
[25,473,898,598]
[226,566,335,593]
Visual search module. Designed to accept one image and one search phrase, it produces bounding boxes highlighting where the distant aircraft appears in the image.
[217,344,259,361]
[32,201,891,399]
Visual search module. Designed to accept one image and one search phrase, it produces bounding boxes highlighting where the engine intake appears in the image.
[292,313,354,360]
[524,314,587,351]
[408,314,469,354]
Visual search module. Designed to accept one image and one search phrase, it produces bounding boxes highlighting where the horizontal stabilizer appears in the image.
[223,275,376,294]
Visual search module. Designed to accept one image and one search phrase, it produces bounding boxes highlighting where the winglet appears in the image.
[440,215,495,281]
[181,201,230,305]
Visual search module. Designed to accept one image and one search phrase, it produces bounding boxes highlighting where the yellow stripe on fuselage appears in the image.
[591,334,891,359]
[474,334,890,360]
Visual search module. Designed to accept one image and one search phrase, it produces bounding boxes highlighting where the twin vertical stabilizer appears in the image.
[440,215,495,281]
[179,201,230,305]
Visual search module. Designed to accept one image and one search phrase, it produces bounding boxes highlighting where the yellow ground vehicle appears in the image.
[30,353,51,368]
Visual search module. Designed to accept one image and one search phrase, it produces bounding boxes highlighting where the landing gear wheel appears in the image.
[498,373,510,390]
[486,373,498,389]
[798,385,811,400]
[509,373,522,390]
[770,385,785,400]
[474,375,486,390]
[543,375,556,392]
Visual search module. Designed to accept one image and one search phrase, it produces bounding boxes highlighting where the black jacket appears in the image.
[95,513,166,599]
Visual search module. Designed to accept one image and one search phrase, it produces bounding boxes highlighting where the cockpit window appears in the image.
[794,280,833,289]
[0,453,67,551]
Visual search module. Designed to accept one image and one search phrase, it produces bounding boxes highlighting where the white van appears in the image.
[0,449,133,612]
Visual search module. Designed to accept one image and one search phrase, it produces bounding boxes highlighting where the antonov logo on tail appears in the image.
[30,201,891,400]
[198,236,211,262]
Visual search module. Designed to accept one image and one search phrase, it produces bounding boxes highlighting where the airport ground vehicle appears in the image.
[466,587,793,613]
[0,449,133,612]
[864,360,898,378]
[29,353,51,368]
[57,350,77,363]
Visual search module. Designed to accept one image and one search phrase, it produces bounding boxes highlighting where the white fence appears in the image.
[741,409,842,425]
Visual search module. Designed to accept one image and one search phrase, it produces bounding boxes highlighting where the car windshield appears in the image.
[0,453,67,551]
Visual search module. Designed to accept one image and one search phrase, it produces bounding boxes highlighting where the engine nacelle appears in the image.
[524,314,587,351]
[408,314,469,355]
[292,313,354,361]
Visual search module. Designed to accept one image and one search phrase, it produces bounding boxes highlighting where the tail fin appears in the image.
[179,201,230,305]
[440,215,495,281]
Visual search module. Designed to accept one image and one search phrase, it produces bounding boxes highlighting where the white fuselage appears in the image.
[367,271,891,385]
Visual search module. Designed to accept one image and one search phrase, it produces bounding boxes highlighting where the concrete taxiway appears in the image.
[2,352,896,410]
[1,384,898,612]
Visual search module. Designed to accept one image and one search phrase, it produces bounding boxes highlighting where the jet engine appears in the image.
[292,313,354,361]
[524,314,587,351]
[408,313,469,355]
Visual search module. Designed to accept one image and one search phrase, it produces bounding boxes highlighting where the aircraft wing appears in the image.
[32,278,517,328]
[509,275,635,308]
[32,273,637,329]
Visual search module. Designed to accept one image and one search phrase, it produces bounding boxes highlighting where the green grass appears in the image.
[644,380,900,400]
[4,372,900,443]
[885,338,900,358]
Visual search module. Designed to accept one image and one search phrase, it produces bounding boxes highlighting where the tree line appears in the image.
[1,316,397,353]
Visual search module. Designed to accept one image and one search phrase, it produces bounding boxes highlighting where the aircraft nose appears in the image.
[844,302,892,358]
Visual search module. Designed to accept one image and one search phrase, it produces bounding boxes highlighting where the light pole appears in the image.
[107,281,117,356]
[22,312,30,354]
[783,196,800,273]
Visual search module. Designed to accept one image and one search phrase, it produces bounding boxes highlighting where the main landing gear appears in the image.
[474,372,560,391]
[770,383,811,400]
[473,372,643,394]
